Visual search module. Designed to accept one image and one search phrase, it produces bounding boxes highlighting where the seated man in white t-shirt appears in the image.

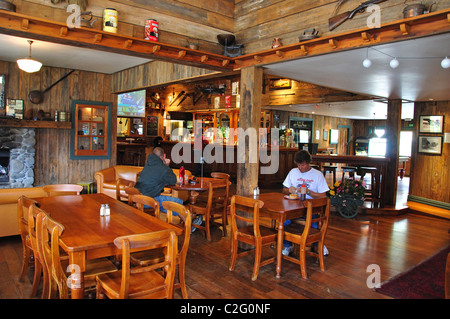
[282,150,330,256]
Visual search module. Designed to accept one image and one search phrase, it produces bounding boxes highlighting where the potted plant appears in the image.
[327,178,366,218]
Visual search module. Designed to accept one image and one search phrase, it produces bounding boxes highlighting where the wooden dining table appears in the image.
[168,177,229,204]
[252,192,307,278]
[35,193,182,299]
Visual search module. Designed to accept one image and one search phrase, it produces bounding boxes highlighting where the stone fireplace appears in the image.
[0,127,36,188]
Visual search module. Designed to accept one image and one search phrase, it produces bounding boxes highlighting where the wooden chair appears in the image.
[130,201,192,298]
[129,194,160,217]
[17,196,38,288]
[211,172,231,236]
[283,197,331,279]
[27,203,49,298]
[43,184,83,196]
[189,179,229,241]
[96,229,178,299]
[115,177,136,202]
[34,205,117,299]
[228,195,278,281]
[34,208,66,299]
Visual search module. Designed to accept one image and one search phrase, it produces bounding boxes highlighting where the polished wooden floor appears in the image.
[1,177,449,299]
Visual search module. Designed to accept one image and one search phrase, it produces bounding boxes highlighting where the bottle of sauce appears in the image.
[300,182,307,200]
[179,166,185,185]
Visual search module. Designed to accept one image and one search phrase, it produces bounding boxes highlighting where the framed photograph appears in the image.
[419,115,444,133]
[6,99,24,118]
[418,135,443,155]
[323,129,328,141]
[269,78,291,90]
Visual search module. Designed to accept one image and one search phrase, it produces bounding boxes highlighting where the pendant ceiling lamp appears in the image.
[17,40,42,73]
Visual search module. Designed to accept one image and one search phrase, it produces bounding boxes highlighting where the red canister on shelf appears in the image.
[145,19,159,41]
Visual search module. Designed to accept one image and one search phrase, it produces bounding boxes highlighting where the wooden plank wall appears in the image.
[16,0,232,54]
[409,101,449,205]
[0,60,114,187]
[235,0,450,54]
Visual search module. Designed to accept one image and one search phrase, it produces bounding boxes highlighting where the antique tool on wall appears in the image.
[177,92,191,106]
[169,90,185,106]
[28,70,75,104]
[329,0,387,31]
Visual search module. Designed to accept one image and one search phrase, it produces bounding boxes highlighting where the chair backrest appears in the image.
[17,195,38,241]
[27,203,44,261]
[130,194,160,218]
[211,172,230,180]
[161,201,192,263]
[229,195,264,238]
[124,186,142,205]
[302,197,331,242]
[43,184,83,196]
[35,208,67,299]
[113,229,178,299]
[116,178,137,201]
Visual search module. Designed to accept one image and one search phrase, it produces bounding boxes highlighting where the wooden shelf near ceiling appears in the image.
[0,118,71,129]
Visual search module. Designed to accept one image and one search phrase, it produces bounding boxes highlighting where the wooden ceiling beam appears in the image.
[232,8,450,70]
[0,10,235,72]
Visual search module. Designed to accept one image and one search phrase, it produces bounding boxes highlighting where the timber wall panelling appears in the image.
[0,60,115,187]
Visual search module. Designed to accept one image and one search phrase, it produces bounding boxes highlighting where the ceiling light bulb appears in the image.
[441,57,450,69]
[390,58,399,69]
[362,58,372,68]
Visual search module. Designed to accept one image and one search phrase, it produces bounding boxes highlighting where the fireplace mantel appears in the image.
[0,119,71,129]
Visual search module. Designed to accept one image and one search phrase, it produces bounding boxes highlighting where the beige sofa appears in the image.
[94,165,191,201]
[0,187,47,237]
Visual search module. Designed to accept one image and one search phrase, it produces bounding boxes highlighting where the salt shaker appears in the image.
[105,204,110,216]
[100,204,105,216]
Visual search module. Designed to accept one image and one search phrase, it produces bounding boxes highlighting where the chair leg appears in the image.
[31,259,42,298]
[252,241,262,281]
[178,263,188,299]
[19,245,31,282]
[222,210,227,237]
[317,242,325,271]
[299,246,307,279]
[229,237,237,271]
[205,214,211,241]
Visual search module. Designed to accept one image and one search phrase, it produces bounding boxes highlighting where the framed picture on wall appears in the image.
[323,130,328,141]
[418,135,443,155]
[419,115,444,133]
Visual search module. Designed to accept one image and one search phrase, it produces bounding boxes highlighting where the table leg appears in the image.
[68,252,85,299]
[276,220,284,278]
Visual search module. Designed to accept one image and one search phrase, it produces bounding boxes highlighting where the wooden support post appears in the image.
[383,99,402,207]
[237,66,263,197]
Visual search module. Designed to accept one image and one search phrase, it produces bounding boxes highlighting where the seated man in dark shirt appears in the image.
[135,147,201,230]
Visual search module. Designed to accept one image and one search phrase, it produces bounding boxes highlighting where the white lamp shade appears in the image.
[17,57,42,73]
[389,58,399,69]
[441,57,450,69]
[362,58,372,68]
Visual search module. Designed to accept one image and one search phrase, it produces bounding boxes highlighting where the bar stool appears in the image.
[322,165,337,184]
[359,167,380,201]
[341,166,357,182]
